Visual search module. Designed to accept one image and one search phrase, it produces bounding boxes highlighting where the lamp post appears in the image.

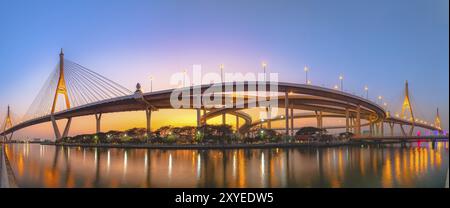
[220,64,224,83]
[183,69,187,87]
[150,76,153,92]
[378,95,383,105]
[220,64,226,125]
[262,62,267,82]
[364,86,369,99]
[304,66,309,84]
[339,75,344,91]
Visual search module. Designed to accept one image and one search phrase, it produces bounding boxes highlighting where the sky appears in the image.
[0,0,448,138]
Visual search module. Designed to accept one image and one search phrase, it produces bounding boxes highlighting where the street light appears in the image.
[378,95,383,105]
[183,69,187,87]
[220,64,224,83]
[364,86,369,99]
[262,62,267,82]
[304,66,309,84]
[220,63,225,125]
[339,75,344,91]
[333,85,339,90]
[149,76,153,92]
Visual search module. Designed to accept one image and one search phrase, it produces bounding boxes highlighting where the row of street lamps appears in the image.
[147,63,389,113]
[147,63,383,103]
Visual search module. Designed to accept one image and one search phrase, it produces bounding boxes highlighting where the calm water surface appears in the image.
[4,142,449,188]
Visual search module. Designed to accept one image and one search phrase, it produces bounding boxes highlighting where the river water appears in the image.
[4,142,449,188]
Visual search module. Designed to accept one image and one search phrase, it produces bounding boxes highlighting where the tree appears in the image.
[247,128,280,143]
[200,124,233,144]
[295,127,325,136]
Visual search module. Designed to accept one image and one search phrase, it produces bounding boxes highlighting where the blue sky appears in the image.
[0,0,448,131]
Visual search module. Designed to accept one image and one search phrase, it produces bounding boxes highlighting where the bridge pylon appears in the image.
[2,105,14,142]
[51,48,71,113]
[400,80,415,136]
[50,49,72,140]
[435,108,442,133]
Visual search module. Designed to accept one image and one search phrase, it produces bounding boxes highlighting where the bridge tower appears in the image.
[2,105,14,142]
[3,106,12,130]
[50,49,72,140]
[51,48,71,113]
[435,108,442,132]
[400,80,415,136]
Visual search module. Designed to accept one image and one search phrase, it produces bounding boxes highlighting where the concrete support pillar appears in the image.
[352,118,357,133]
[202,109,207,125]
[350,117,354,133]
[400,125,407,137]
[371,122,376,136]
[51,115,72,140]
[356,105,361,136]
[145,109,152,136]
[389,122,395,136]
[236,115,240,132]
[409,125,415,136]
[95,113,102,134]
[315,111,322,129]
[345,108,349,132]
[51,115,61,140]
[316,111,323,129]
[375,122,380,136]
[7,132,13,142]
[62,118,72,138]
[222,113,226,125]
[290,103,294,136]
[267,107,272,129]
[380,121,384,137]
[285,91,289,136]
[315,111,320,128]
[196,109,201,128]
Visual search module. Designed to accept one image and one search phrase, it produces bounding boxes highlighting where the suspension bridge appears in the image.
[0,49,446,142]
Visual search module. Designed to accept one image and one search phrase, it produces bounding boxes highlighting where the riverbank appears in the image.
[0,145,17,188]
[446,168,449,188]
[37,139,436,150]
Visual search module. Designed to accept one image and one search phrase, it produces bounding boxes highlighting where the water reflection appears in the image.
[4,142,449,188]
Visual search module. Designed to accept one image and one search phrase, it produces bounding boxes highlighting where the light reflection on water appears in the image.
[4,142,449,188]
